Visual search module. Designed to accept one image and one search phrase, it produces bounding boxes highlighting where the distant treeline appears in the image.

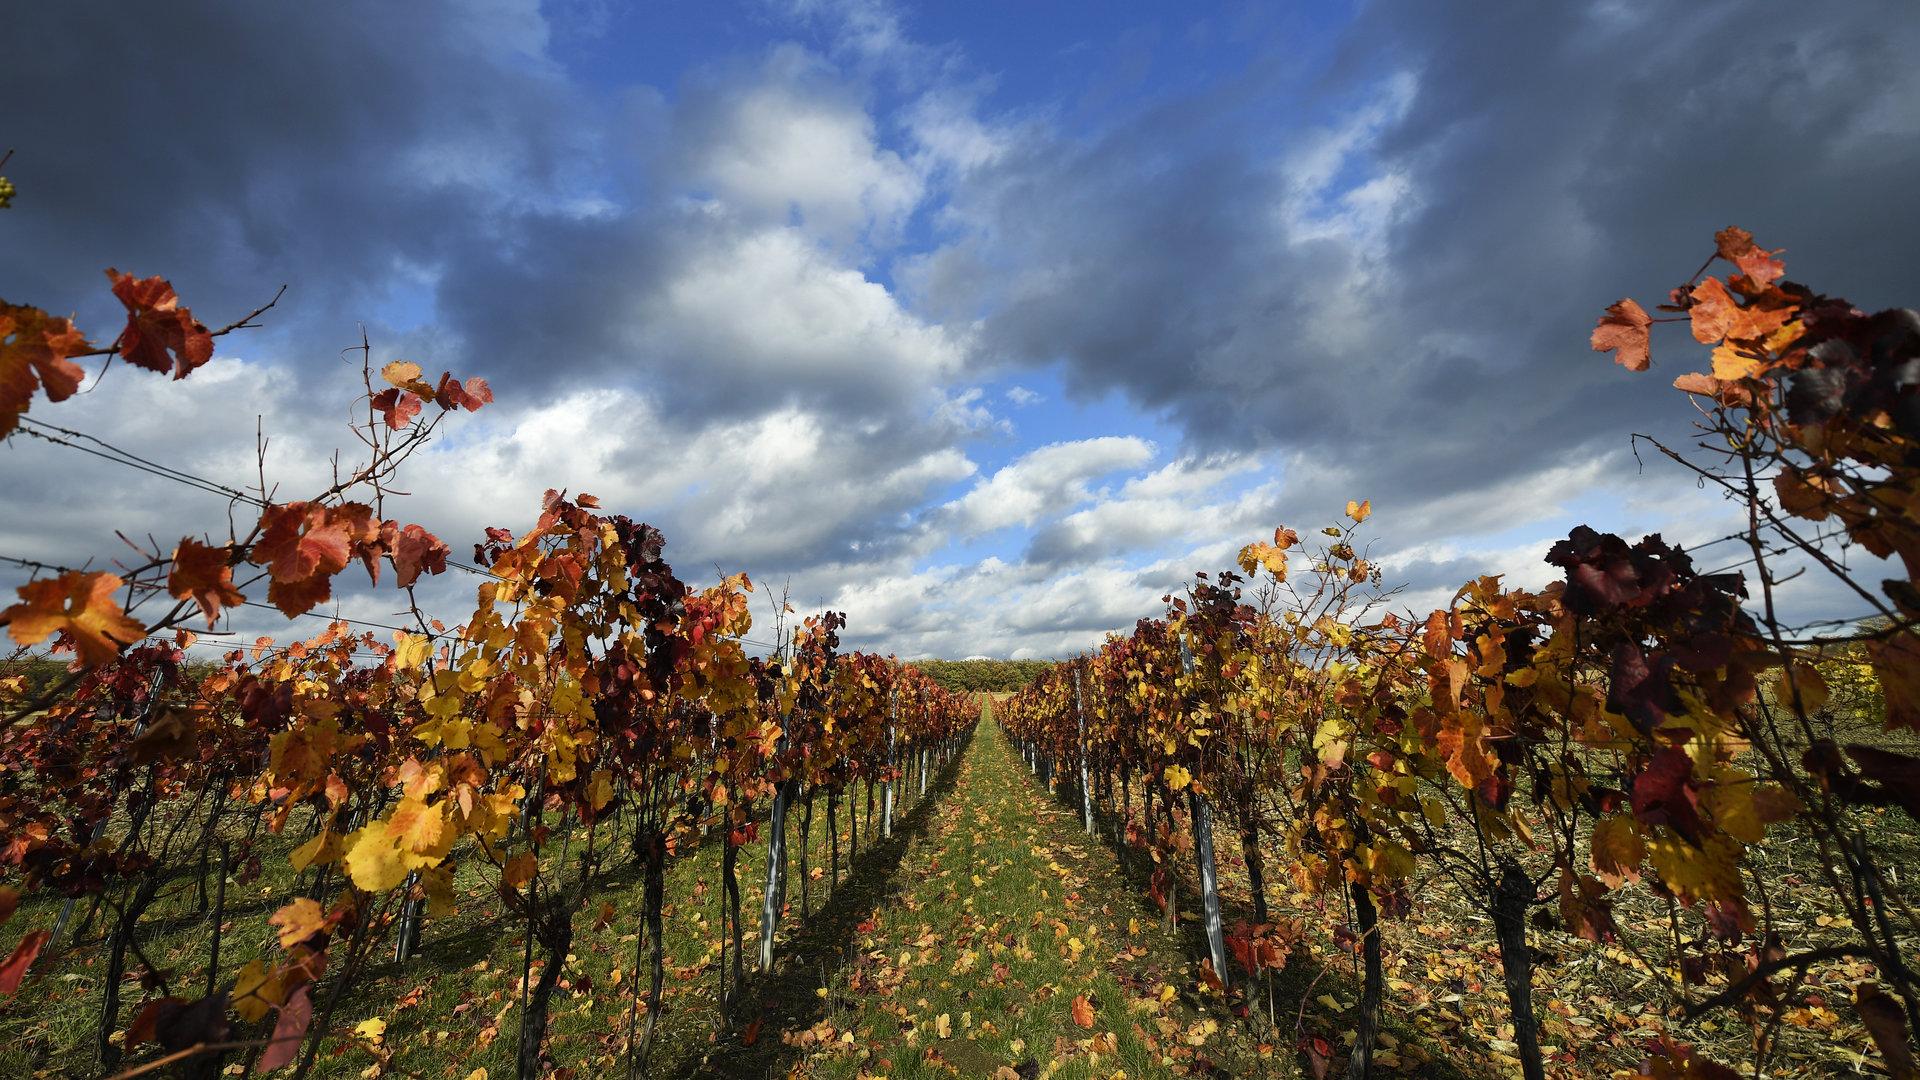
[912,658,1054,693]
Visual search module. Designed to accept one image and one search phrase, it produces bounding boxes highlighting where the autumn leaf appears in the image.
[1869,634,1920,731]
[1687,277,1738,344]
[343,825,410,892]
[390,631,432,672]
[1421,609,1453,660]
[106,269,213,379]
[381,360,433,395]
[1070,994,1095,1028]
[1344,498,1371,523]
[433,371,494,412]
[385,797,446,855]
[1589,815,1644,888]
[503,851,538,890]
[1237,541,1287,580]
[0,930,49,995]
[288,830,340,873]
[393,523,450,588]
[371,388,423,430]
[249,501,377,616]
[1855,983,1916,1080]
[1714,226,1785,293]
[2,571,145,666]
[1164,764,1192,791]
[1592,298,1653,371]
[0,302,89,437]
[270,897,328,950]
[168,538,245,627]
[259,985,313,1072]
[232,959,289,1023]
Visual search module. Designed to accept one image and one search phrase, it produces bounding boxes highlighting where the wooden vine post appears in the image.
[1181,638,1229,990]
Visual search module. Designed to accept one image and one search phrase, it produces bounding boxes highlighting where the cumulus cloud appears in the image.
[4,0,1914,661]
[937,436,1154,537]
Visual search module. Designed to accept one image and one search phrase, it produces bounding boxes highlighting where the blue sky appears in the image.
[3,0,1916,657]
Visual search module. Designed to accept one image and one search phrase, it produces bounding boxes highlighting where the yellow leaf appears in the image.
[270,897,327,950]
[1589,815,1643,888]
[1164,764,1192,791]
[1345,499,1371,523]
[355,1017,388,1044]
[1645,833,1744,909]
[232,959,285,1023]
[289,830,340,873]
[380,360,427,392]
[391,631,431,672]
[343,826,410,892]
[385,797,446,856]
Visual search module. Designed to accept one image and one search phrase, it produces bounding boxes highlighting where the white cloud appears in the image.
[939,436,1154,537]
[671,45,924,246]
[1004,385,1041,407]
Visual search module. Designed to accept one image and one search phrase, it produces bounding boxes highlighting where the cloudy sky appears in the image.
[3,0,1916,659]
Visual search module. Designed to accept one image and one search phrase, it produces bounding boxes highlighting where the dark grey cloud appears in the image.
[0,2,984,592]
[912,0,1920,529]
[0,2,592,359]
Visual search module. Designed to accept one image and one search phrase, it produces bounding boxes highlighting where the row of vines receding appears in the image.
[1,260,978,1077]
[998,229,1920,1080]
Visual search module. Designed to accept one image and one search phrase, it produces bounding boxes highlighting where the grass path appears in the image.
[753,706,1272,1080]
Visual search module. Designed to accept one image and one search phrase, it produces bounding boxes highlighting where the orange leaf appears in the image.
[1714,226,1785,293]
[270,898,328,950]
[393,524,449,589]
[1592,299,1653,371]
[1070,994,1095,1028]
[169,538,245,627]
[249,502,377,616]
[106,269,213,379]
[2,571,145,666]
[0,930,49,995]
[1868,634,1920,732]
[1687,277,1738,344]
[0,302,89,436]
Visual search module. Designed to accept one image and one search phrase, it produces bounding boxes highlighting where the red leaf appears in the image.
[126,997,187,1046]
[1714,226,1785,293]
[249,502,377,616]
[1687,277,1738,344]
[1593,298,1653,371]
[1856,982,1916,1080]
[371,388,423,430]
[0,930,49,995]
[1631,746,1705,844]
[259,984,313,1072]
[1868,634,1920,732]
[393,524,450,589]
[169,538,246,627]
[433,372,494,412]
[0,302,90,437]
[741,1017,762,1045]
[106,269,213,379]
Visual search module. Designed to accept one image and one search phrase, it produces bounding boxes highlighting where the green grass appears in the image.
[777,710,1274,1080]
[0,737,961,1078]
[5,693,1913,1079]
